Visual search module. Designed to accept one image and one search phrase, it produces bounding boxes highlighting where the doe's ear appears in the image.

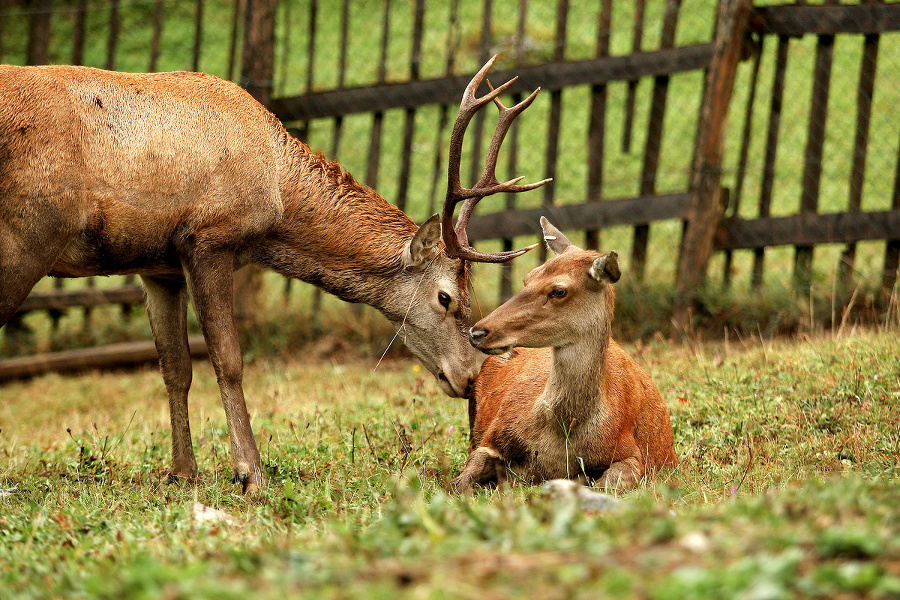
[589,251,621,284]
[404,213,442,269]
[540,216,577,255]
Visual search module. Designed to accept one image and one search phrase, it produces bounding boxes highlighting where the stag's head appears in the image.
[469,217,620,355]
[389,56,548,397]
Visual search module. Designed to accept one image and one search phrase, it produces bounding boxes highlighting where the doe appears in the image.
[452,217,677,493]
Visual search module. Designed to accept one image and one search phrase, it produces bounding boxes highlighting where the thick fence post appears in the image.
[234,0,277,323]
[673,0,751,332]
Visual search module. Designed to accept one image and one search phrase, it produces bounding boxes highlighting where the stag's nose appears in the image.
[468,327,488,347]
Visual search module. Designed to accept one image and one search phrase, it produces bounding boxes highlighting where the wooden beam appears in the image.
[15,286,144,316]
[714,210,900,250]
[752,3,900,36]
[674,0,751,330]
[270,44,715,122]
[465,194,693,242]
[0,337,208,382]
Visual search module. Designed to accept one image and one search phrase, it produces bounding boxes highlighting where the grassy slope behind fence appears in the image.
[1,327,899,597]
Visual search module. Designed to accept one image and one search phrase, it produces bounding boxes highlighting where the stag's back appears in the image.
[1,65,285,221]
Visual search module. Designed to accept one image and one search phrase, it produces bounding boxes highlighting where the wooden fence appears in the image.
[1,0,899,376]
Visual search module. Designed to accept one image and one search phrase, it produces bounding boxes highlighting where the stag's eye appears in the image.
[438,291,452,309]
[549,287,567,299]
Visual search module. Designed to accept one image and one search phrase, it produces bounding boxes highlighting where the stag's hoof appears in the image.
[232,465,266,496]
[167,458,199,483]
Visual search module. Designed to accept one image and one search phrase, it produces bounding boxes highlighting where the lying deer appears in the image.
[451,218,677,493]
[0,57,546,492]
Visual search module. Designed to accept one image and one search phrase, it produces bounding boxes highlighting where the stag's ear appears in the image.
[404,213,442,269]
[589,251,621,284]
[540,216,577,255]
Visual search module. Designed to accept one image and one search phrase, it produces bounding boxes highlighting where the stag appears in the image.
[0,56,546,492]
[451,218,677,493]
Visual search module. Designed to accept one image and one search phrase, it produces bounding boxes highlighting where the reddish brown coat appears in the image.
[452,218,676,492]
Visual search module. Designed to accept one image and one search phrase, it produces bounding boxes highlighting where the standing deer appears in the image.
[0,56,547,492]
[451,217,677,494]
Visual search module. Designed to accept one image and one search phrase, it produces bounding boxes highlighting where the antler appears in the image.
[442,55,551,263]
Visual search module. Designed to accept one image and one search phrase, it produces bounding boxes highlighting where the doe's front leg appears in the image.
[184,251,264,494]
[450,446,506,494]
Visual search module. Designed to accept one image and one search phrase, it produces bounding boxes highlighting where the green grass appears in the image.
[2,327,898,598]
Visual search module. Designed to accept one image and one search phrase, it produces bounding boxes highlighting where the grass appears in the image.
[2,326,899,598]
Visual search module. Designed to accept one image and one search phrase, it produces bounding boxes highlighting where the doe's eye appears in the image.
[438,291,452,309]
[549,287,567,299]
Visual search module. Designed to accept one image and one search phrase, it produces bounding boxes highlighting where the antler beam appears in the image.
[442,55,550,264]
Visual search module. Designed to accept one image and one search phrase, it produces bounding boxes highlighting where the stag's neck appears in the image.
[539,319,611,430]
[254,139,417,311]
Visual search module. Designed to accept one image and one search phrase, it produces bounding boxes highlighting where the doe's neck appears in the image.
[540,318,611,428]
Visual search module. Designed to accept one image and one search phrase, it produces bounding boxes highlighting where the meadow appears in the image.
[1,1,900,597]
[1,324,899,598]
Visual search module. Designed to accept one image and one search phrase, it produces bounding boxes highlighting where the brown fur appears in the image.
[0,65,482,492]
[451,219,676,493]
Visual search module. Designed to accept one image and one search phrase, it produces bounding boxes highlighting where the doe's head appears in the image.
[469,217,620,355]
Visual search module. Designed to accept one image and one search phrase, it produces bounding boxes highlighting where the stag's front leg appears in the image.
[142,275,198,481]
[183,250,264,493]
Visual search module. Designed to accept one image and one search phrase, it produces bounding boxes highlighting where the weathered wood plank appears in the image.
[842,23,880,279]
[752,3,900,36]
[752,34,790,288]
[271,44,715,122]
[633,0,683,281]
[715,210,900,250]
[674,0,751,328]
[465,194,693,242]
[0,337,208,382]
[585,0,612,252]
[15,286,145,316]
[795,0,836,289]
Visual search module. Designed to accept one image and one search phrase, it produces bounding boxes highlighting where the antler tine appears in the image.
[442,56,550,264]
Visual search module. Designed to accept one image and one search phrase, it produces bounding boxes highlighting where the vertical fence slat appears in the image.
[366,0,391,190]
[396,0,426,213]
[0,3,5,63]
[228,0,243,82]
[468,0,493,187]
[107,0,120,70]
[426,0,459,217]
[622,0,645,154]
[722,35,762,288]
[27,0,53,66]
[585,0,612,252]
[884,129,900,294]
[794,1,836,291]
[673,0,751,329]
[72,0,87,65]
[538,0,568,262]
[632,0,682,281]
[841,27,880,281]
[149,0,164,72]
[192,0,205,72]
[328,0,350,160]
[499,0,529,301]
[752,35,789,289]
